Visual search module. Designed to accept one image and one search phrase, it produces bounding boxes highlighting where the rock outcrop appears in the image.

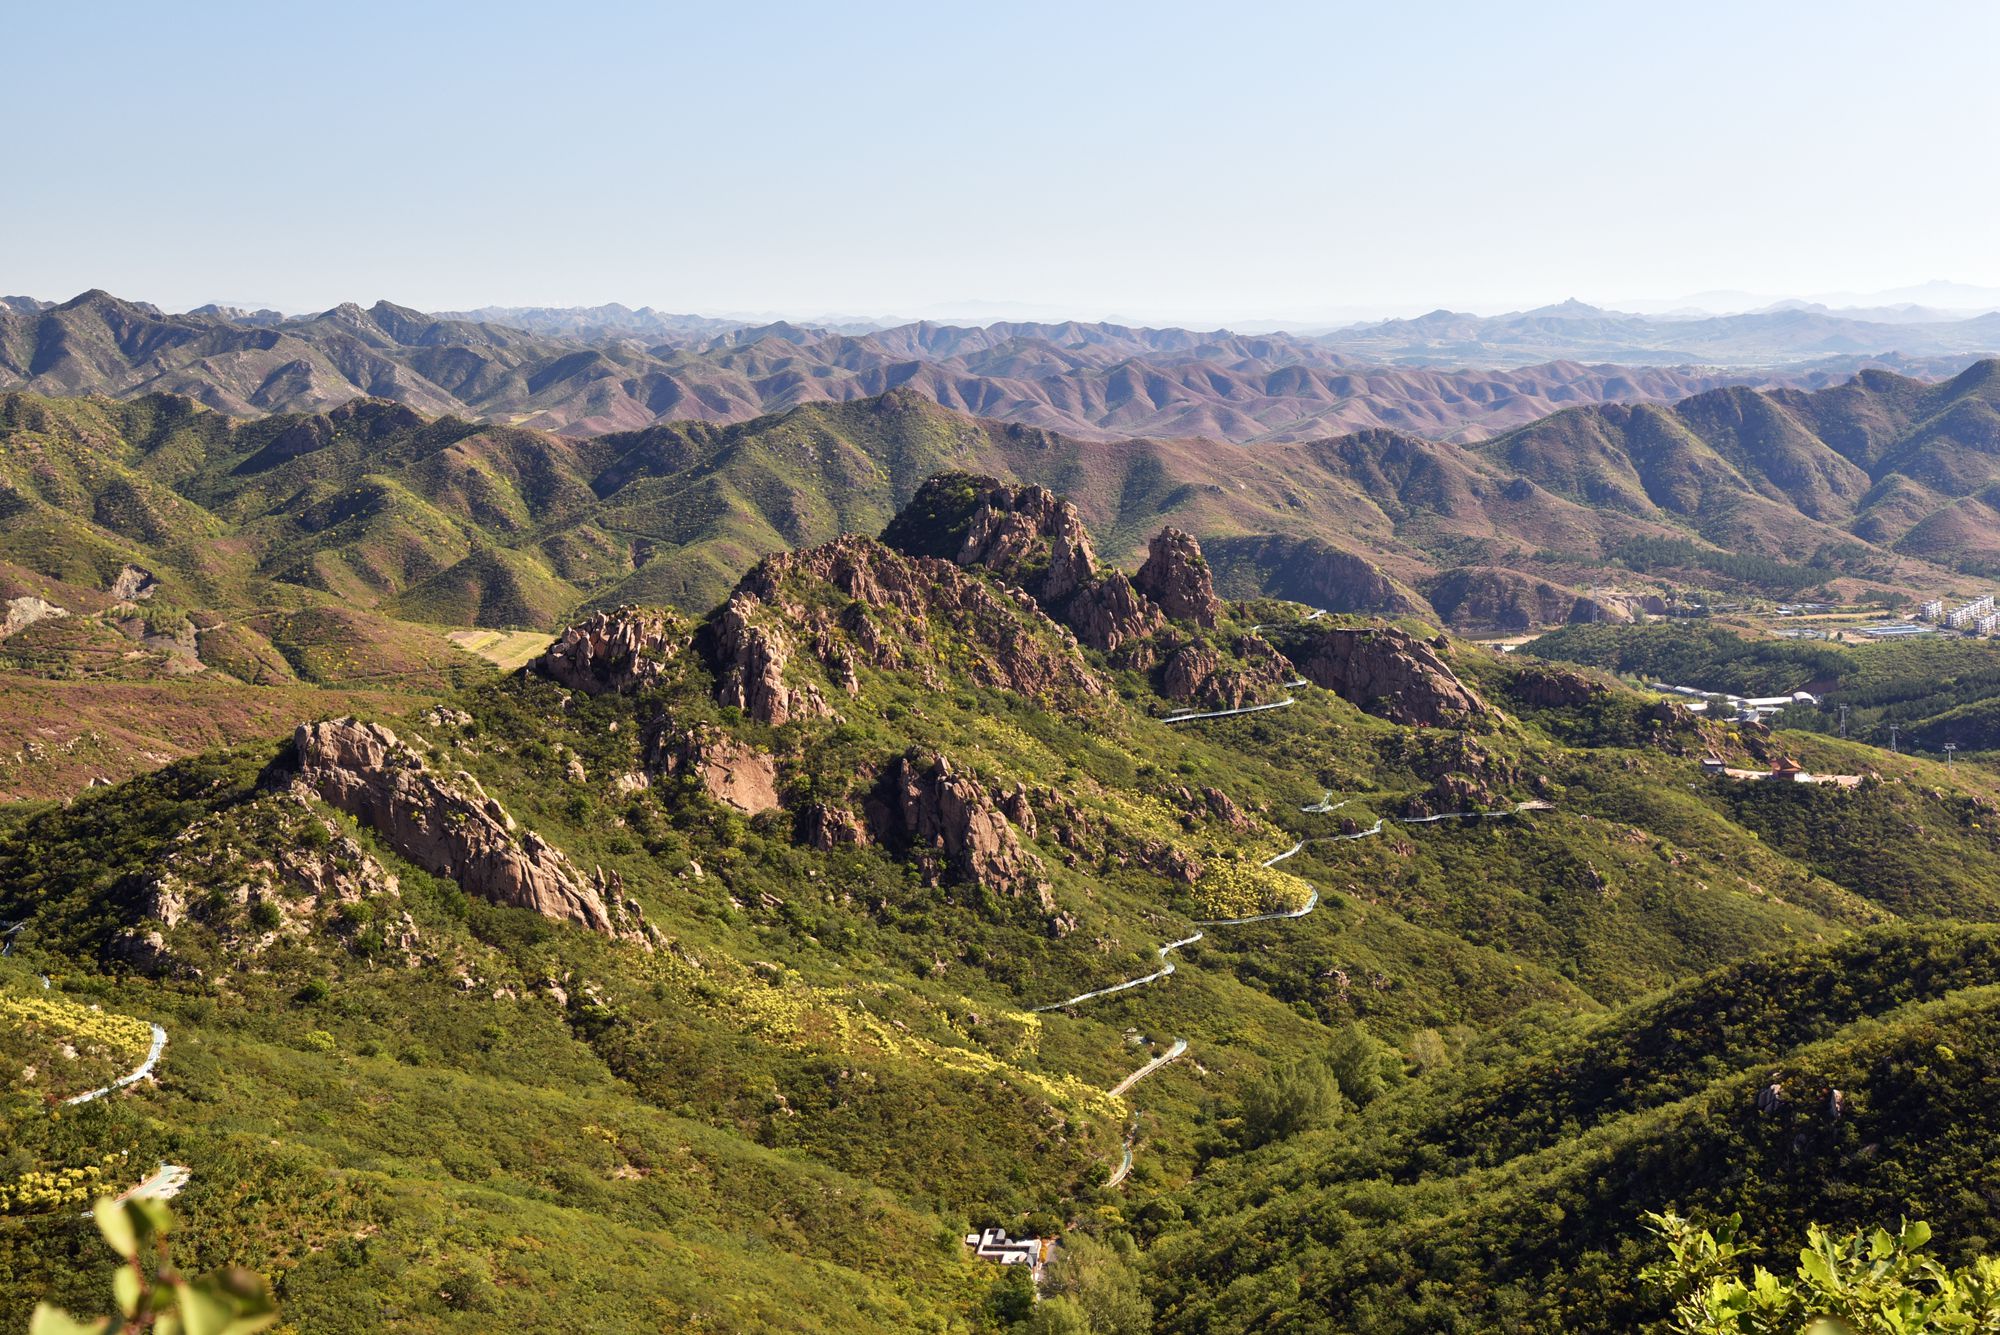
[652,724,781,814]
[885,475,1164,653]
[535,606,689,695]
[294,718,619,935]
[1506,664,1610,710]
[798,802,869,851]
[711,592,831,726]
[1287,625,1487,726]
[724,536,1107,711]
[1,595,67,639]
[1426,566,1586,633]
[878,753,1041,896]
[1133,528,1220,627]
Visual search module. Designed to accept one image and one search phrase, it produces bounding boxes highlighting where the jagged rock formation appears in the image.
[109,565,159,603]
[870,752,1071,934]
[535,606,690,695]
[652,724,781,814]
[293,718,620,935]
[711,592,832,726]
[886,475,1164,653]
[724,535,1106,711]
[798,802,869,851]
[1134,528,1220,627]
[1286,624,1488,726]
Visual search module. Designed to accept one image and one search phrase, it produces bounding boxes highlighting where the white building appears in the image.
[966,1228,1046,1268]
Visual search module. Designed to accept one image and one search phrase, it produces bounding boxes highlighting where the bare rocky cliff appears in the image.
[293,718,629,936]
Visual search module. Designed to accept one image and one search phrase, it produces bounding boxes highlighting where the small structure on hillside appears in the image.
[1705,755,1863,788]
[965,1228,1049,1272]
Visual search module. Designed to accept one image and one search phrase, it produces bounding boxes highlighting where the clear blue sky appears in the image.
[9,0,1998,322]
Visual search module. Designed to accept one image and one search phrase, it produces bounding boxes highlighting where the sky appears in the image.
[8,0,2000,324]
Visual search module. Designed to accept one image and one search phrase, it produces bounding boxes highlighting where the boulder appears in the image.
[293,718,619,935]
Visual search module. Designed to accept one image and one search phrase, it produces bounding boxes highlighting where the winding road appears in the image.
[64,1022,168,1106]
[1108,1037,1189,1099]
[1035,659,1555,1189]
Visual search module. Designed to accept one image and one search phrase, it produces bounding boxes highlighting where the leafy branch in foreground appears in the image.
[1642,1210,2000,1334]
[30,1197,276,1335]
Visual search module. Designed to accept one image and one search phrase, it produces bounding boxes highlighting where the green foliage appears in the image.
[1642,1212,2000,1334]
[31,1197,276,1335]
[1239,1056,1345,1148]
[1040,1233,1151,1335]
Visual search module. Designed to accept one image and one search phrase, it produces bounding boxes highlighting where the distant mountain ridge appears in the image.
[6,362,2000,653]
[2,290,1954,447]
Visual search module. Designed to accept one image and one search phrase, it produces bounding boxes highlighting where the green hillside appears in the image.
[8,477,2000,1329]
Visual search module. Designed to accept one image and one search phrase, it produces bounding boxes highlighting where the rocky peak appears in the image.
[1285,624,1488,727]
[534,606,689,695]
[1134,527,1220,627]
[955,482,1103,604]
[725,535,1106,710]
[292,718,623,936]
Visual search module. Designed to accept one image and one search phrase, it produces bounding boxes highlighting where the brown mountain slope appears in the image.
[1,291,1825,446]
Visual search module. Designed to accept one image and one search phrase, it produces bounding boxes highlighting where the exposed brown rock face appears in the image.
[884,755,1056,903]
[294,718,618,934]
[1063,571,1164,654]
[1507,664,1610,710]
[653,724,781,814]
[955,482,1102,604]
[1159,633,1295,707]
[798,802,869,851]
[712,592,831,727]
[1134,528,1220,627]
[1288,625,1487,726]
[729,536,1106,710]
[888,476,1164,653]
[535,606,689,695]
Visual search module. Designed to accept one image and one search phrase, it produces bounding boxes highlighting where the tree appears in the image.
[1021,1296,1092,1335]
[1042,1233,1151,1335]
[1240,1057,1345,1148]
[1641,1210,2000,1334]
[30,1197,277,1335]
[1325,1023,1392,1107]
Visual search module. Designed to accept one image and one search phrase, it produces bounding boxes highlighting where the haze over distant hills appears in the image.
[7,289,1998,447]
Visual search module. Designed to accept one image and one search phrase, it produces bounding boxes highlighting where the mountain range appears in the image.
[9,290,1994,447]
[6,359,2000,685]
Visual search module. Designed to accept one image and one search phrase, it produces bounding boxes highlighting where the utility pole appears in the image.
[1944,743,1958,766]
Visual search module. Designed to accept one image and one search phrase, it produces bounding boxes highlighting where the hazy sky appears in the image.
[9,0,1998,323]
